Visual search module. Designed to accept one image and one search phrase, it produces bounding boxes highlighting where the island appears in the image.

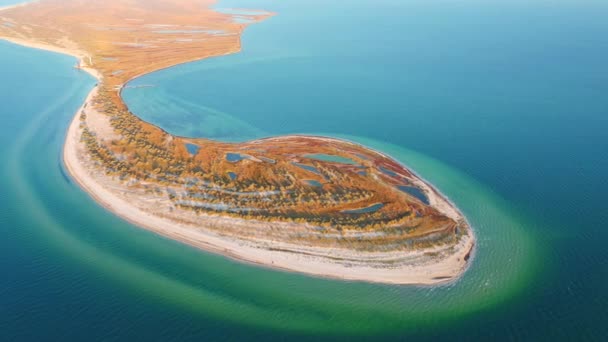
[1,0,475,285]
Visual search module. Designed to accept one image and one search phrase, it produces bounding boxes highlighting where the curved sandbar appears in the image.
[2,0,475,285]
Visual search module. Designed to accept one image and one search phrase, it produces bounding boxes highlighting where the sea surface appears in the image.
[1,0,607,340]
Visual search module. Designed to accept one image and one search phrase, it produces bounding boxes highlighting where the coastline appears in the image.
[1,12,475,286]
[0,36,101,80]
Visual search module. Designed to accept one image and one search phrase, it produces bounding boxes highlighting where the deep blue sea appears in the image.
[2,0,608,340]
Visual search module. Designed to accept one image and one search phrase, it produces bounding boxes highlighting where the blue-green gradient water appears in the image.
[1,0,607,340]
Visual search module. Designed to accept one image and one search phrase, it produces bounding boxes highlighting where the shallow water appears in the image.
[397,185,429,205]
[342,203,385,214]
[2,0,608,340]
[304,153,358,165]
[185,143,200,155]
[225,152,248,162]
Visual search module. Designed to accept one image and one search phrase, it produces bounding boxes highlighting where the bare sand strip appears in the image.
[2,34,475,286]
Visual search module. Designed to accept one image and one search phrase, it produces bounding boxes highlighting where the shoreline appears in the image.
[2,15,475,286]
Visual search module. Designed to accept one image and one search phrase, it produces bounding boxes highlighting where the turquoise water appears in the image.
[342,203,385,215]
[292,162,321,175]
[1,0,608,341]
[185,143,200,155]
[227,171,237,180]
[304,179,322,187]
[397,186,430,205]
[304,154,358,165]
[225,152,248,162]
